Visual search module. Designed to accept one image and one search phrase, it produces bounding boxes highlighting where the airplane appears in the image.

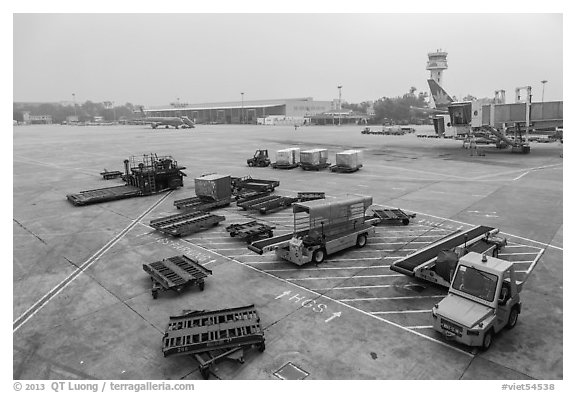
[410,79,455,115]
[136,107,195,129]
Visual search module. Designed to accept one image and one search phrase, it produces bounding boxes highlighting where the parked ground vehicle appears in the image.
[248,196,379,265]
[142,255,212,298]
[247,149,271,167]
[67,154,185,206]
[432,251,537,349]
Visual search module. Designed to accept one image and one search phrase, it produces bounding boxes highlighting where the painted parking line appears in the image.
[499,253,540,257]
[13,191,173,333]
[263,265,391,272]
[372,310,431,315]
[369,241,430,245]
[314,284,422,291]
[407,326,434,329]
[340,295,445,302]
[286,274,403,281]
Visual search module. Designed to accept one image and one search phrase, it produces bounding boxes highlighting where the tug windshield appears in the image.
[452,265,498,302]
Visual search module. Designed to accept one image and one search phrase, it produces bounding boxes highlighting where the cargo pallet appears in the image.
[373,208,416,225]
[173,196,231,211]
[235,189,272,203]
[231,176,280,193]
[226,220,275,242]
[238,192,325,214]
[329,164,363,173]
[300,162,331,171]
[271,162,299,169]
[162,305,265,379]
[143,255,212,299]
[100,170,123,180]
[150,211,225,237]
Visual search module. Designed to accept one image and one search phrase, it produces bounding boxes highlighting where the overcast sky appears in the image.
[13,13,563,107]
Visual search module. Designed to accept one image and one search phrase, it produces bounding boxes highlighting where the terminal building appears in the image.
[144,97,348,125]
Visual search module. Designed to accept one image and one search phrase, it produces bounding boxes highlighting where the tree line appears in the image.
[13,101,142,124]
[342,86,432,125]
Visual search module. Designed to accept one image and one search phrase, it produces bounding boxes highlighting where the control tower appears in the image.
[426,49,448,86]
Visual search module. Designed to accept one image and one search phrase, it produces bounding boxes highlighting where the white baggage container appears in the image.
[300,148,328,165]
[335,150,363,169]
[276,148,300,165]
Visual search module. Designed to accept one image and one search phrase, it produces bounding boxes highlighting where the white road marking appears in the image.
[407,326,434,329]
[340,295,445,302]
[372,310,432,314]
[314,284,422,291]
[498,252,539,256]
[264,265,390,272]
[286,274,403,281]
[13,191,173,333]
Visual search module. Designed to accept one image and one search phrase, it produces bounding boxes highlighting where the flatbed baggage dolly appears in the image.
[235,189,272,203]
[372,208,416,225]
[162,305,266,379]
[143,255,212,299]
[226,220,275,243]
[100,170,123,180]
[150,211,225,237]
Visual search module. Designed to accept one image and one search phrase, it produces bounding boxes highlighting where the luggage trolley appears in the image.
[162,305,265,379]
[372,208,416,225]
[143,255,212,299]
[226,220,275,243]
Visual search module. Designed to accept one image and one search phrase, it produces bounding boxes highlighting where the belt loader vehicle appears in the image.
[432,251,538,350]
[390,226,507,288]
[67,154,185,206]
[248,196,379,265]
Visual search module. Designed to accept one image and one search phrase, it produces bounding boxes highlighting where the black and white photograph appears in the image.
[9,3,568,388]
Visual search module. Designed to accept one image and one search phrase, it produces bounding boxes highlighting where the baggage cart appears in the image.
[100,170,123,180]
[231,176,280,193]
[143,255,212,299]
[226,220,275,243]
[66,185,142,206]
[173,196,231,211]
[372,208,416,225]
[150,211,225,237]
[162,305,265,379]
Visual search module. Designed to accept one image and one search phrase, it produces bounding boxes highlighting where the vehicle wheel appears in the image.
[248,162,253,167]
[152,290,158,299]
[482,330,493,350]
[199,281,205,291]
[507,307,519,329]
[200,367,210,380]
[356,234,367,248]
[257,342,266,352]
[312,249,326,264]
[230,232,236,237]
[267,231,274,238]
[402,218,410,225]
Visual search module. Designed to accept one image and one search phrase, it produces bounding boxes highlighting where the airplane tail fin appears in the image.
[427,79,454,109]
[136,106,147,118]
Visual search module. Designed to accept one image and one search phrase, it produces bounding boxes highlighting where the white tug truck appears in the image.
[248,196,379,265]
[432,251,536,350]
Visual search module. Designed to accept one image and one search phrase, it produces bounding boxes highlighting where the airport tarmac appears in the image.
[13,124,563,380]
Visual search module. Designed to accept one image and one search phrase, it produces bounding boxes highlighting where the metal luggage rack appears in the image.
[150,211,225,237]
[372,208,416,225]
[143,255,212,299]
[162,305,265,379]
[329,164,363,173]
[238,192,325,215]
[100,170,123,180]
[226,220,275,243]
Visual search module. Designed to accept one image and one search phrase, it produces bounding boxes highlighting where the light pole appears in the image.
[72,93,77,120]
[540,80,548,102]
[337,85,342,126]
[241,92,244,124]
[112,101,116,123]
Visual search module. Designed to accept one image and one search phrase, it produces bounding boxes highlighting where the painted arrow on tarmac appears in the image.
[275,291,291,299]
[325,312,342,323]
